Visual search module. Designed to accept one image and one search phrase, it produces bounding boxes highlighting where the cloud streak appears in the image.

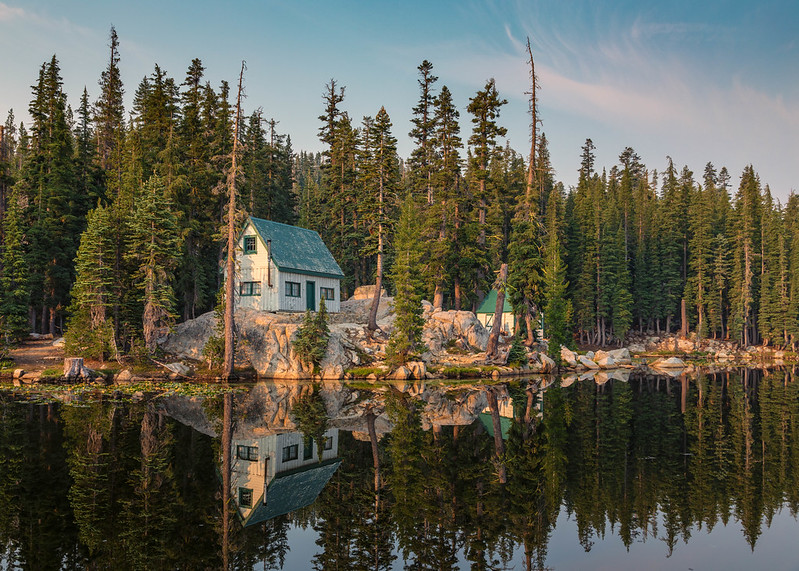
[0,2,26,21]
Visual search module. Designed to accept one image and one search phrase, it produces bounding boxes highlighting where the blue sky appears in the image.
[1,0,797,198]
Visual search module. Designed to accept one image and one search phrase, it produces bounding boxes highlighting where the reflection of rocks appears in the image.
[651,356,687,369]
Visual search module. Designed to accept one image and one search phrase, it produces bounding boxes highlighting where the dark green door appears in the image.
[306,280,316,311]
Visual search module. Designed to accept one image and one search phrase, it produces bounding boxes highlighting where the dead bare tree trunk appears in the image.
[367,412,380,493]
[486,263,508,360]
[223,62,245,381]
[680,298,688,339]
[487,387,507,484]
[525,36,540,212]
[221,392,232,569]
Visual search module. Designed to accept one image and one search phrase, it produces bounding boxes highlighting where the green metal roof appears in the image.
[478,412,512,440]
[248,216,345,279]
[476,289,513,315]
[244,458,341,527]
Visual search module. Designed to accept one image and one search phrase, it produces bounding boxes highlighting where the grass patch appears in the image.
[439,366,481,379]
[346,366,386,378]
[444,339,469,355]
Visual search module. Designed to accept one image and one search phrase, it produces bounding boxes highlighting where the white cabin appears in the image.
[235,216,344,313]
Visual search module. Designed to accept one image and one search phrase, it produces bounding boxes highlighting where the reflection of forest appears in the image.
[1,369,799,569]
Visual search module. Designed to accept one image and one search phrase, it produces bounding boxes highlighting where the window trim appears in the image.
[239,487,253,508]
[285,281,301,298]
[240,281,261,296]
[282,444,299,463]
[236,445,258,461]
[243,235,257,255]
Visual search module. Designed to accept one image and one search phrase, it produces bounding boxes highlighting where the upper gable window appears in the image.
[243,235,257,254]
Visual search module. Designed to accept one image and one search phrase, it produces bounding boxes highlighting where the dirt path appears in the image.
[8,338,64,371]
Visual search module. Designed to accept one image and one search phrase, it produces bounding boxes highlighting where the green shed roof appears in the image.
[476,290,513,315]
[249,216,345,279]
[478,412,512,440]
[244,458,341,527]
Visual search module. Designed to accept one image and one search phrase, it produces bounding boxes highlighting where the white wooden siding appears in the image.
[279,271,341,313]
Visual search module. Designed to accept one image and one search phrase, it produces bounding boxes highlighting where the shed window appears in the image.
[243,235,257,254]
[320,287,335,301]
[239,487,253,508]
[303,438,314,460]
[240,281,261,296]
[324,436,333,450]
[285,281,301,298]
[282,444,298,463]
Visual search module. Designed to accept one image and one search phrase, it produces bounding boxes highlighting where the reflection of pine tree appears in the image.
[120,407,178,568]
[62,404,113,554]
[0,397,25,557]
[17,403,79,568]
[312,430,362,570]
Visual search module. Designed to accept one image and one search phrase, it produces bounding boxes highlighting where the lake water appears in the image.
[1,368,798,569]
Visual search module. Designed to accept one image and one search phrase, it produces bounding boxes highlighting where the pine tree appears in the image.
[730,165,762,345]
[20,56,81,335]
[687,169,713,338]
[65,204,116,359]
[758,187,787,346]
[126,175,181,352]
[542,184,572,359]
[0,190,30,342]
[466,78,507,250]
[425,85,462,309]
[94,27,126,195]
[408,60,438,205]
[360,107,399,333]
[386,195,425,366]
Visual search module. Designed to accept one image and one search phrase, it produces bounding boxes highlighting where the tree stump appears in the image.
[64,357,89,380]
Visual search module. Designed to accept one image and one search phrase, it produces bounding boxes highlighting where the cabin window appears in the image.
[324,436,333,450]
[240,281,261,296]
[303,438,314,460]
[243,235,257,254]
[236,445,258,461]
[320,287,335,301]
[239,488,253,508]
[285,281,301,298]
[282,444,298,463]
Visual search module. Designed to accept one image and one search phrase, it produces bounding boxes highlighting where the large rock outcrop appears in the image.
[421,302,489,352]
[159,298,491,378]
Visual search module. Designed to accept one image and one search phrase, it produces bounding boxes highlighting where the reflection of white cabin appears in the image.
[235,216,345,313]
[475,290,515,335]
[231,429,340,526]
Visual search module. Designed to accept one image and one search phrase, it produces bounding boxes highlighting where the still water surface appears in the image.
[1,368,798,569]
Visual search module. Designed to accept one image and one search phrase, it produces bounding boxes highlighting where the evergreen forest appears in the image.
[0,28,796,357]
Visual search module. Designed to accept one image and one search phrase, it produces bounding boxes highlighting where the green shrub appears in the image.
[292,298,330,373]
[507,336,528,367]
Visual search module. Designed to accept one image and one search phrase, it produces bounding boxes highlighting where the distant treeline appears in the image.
[0,28,793,356]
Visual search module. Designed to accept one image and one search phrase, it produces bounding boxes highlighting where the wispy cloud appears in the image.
[443,3,799,193]
[0,2,26,21]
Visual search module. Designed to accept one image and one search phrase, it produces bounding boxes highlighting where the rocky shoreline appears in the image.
[5,295,794,385]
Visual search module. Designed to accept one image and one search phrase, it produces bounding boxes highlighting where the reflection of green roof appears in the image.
[243,459,341,527]
[476,290,513,315]
[478,412,512,440]
[249,216,345,279]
